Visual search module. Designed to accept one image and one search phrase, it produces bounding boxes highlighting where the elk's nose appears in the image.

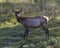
[18,14,20,16]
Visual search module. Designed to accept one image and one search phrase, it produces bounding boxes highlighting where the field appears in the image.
[0,2,60,48]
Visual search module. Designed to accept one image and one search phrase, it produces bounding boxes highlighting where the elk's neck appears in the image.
[15,15,23,23]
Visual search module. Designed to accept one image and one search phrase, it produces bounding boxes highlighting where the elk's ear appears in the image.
[12,10,15,12]
[11,8,15,12]
[19,9,23,12]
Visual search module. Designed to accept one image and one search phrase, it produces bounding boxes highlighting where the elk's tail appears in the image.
[43,16,49,22]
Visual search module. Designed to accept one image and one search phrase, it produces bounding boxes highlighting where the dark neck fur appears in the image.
[15,14,25,23]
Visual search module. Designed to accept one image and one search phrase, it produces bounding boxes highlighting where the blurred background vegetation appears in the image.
[0,0,60,48]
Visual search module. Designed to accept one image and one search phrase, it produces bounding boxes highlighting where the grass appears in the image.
[0,15,60,48]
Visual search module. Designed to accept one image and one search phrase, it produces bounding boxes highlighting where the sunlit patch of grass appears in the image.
[0,18,20,28]
[49,26,60,30]
[55,16,60,20]
[49,26,60,37]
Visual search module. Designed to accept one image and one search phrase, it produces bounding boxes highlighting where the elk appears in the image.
[12,9,49,42]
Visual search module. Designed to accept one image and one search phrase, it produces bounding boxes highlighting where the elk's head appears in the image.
[12,9,23,16]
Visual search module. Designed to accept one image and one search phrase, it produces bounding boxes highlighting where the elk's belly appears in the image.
[26,19,41,28]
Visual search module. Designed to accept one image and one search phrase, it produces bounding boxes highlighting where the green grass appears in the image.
[0,15,60,48]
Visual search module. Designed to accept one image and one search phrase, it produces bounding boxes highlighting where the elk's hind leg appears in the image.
[41,23,49,38]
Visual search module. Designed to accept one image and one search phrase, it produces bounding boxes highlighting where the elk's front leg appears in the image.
[24,28,29,41]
